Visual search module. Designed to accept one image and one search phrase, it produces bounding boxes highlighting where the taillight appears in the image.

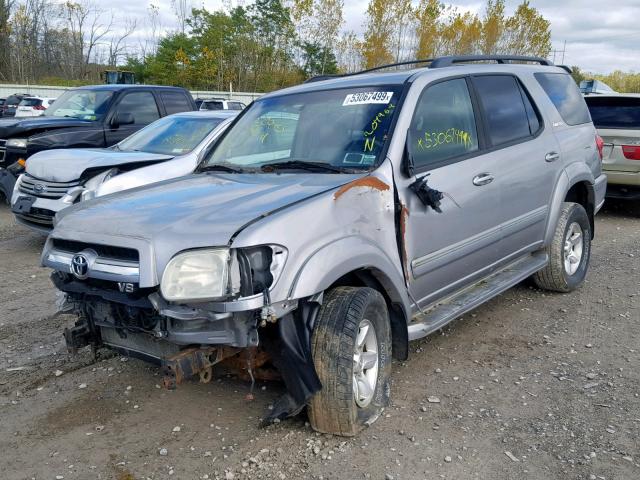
[622,145,640,160]
[595,134,604,161]
[33,105,45,110]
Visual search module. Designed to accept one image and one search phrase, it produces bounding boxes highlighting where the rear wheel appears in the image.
[533,202,591,292]
[308,287,391,436]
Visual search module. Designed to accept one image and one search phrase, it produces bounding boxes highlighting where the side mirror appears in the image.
[112,112,134,127]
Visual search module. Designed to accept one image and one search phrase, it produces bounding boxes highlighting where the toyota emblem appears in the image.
[71,254,89,279]
[34,183,46,193]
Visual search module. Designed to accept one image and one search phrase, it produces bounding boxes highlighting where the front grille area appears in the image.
[19,174,80,200]
[52,238,140,262]
[16,207,56,227]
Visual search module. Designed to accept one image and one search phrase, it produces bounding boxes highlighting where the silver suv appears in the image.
[42,56,606,436]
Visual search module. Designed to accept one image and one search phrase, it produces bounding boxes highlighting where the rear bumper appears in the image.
[604,169,640,187]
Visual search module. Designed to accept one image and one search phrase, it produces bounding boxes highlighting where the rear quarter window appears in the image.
[535,73,591,126]
[161,91,194,115]
[585,96,640,129]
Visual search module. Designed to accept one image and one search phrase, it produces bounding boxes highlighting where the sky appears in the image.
[113,0,640,74]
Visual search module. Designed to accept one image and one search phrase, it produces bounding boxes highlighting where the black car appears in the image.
[0,85,196,201]
[1,93,30,118]
[0,98,6,116]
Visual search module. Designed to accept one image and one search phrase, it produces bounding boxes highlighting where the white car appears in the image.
[11,110,238,232]
[197,98,246,111]
[15,97,56,117]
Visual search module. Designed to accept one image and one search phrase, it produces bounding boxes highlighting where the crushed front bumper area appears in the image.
[54,273,323,423]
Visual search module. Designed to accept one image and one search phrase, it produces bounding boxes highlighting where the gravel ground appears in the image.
[0,201,638,480]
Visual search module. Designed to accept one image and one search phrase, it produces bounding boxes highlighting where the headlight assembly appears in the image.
[81,168,118,201]
[6,138,27,149]
[161,248,231,302]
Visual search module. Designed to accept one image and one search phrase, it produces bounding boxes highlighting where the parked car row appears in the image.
[0,84,198,201]
[5,55,639,438]
[11,110,237,230]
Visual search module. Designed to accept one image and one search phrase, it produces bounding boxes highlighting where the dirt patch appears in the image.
[0,202,639,480]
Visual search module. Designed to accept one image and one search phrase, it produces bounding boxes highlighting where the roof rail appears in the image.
[303,55,564,84]
[304,59,434,83]
[430,55,553,68]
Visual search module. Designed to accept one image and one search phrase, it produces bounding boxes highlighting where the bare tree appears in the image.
[172,0,191,35]
[0,0,14,81]
[107,18,137,66]
[59,0,114,79]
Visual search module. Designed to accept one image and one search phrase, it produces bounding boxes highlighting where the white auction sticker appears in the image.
[342,91,394,106]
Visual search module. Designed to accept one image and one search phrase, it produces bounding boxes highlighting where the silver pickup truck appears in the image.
[42,55,606,436]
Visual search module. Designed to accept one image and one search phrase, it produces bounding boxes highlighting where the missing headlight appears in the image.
[237,246,274,296]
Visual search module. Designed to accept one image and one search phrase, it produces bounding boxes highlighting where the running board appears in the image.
[407,253,548,341]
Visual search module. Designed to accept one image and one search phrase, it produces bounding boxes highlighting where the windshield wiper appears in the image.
[260,160,344,173]
[200,163,245,173]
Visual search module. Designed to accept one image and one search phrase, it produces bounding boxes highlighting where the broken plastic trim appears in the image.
[261,297,322,424]
[409,174,445,213]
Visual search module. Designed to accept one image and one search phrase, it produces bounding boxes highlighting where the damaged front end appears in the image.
[49,241,322,423]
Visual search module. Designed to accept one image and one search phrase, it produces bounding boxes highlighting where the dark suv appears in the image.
[0,85,196,200]
[1,93,30,118]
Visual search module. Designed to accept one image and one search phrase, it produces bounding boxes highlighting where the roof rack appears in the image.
[305,54,568,83]
[430,54,553,68]
[304,59,434,83]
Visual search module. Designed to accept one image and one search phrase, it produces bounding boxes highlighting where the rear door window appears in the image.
[116,91,160,124]
[585,96,640,129]
[161,91,193,115]
[535,73,591,125]
[472,75,537,146]
[408,78,479,169]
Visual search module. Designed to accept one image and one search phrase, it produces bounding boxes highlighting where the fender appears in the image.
[544,161,596,245]
[288,235,410,316]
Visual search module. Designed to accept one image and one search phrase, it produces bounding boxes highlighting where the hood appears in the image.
[0,116,94,139]
[96,153,197,197]
[26,149,175,182]
[54,172,362,248]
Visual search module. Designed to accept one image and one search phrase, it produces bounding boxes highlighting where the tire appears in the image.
[533,202,591,292]
[308,287,392,436]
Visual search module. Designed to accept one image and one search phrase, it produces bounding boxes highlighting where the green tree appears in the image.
[301,41,338,77]
[481,0,505,54]
[502,1,551,56]
[361,0,395,68]
[145,33,197,86]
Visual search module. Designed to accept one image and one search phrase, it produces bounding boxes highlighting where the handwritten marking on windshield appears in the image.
[362,103,395,154]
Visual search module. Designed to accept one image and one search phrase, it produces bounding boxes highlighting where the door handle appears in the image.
[545,151,560,162]
[472,173,494,186]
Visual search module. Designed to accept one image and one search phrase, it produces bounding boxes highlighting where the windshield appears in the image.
[117,115,224,155]
[44,89,113,121]
[203,86,402,172]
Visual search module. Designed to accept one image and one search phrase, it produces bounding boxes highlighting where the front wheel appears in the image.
[533,202,592,292]
[308,287,391,436]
